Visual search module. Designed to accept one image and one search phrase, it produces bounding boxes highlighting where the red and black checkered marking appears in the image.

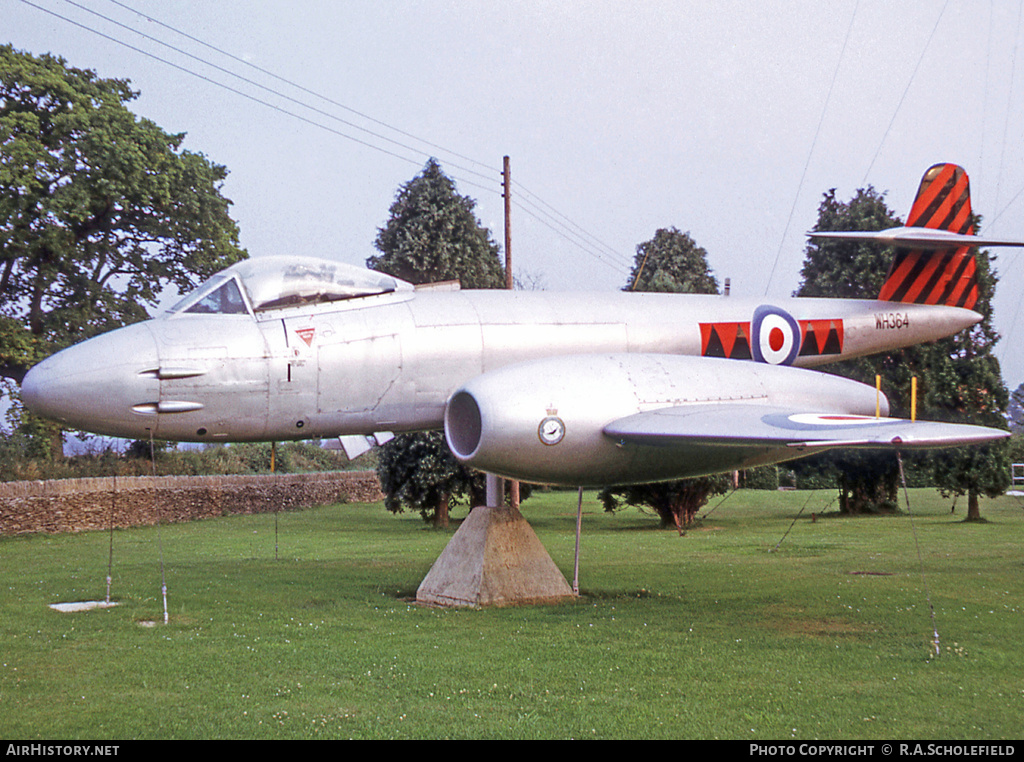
[797,319,844,358]
[699,321,752,360]
[879,163,979,310]
[700,318,843,360]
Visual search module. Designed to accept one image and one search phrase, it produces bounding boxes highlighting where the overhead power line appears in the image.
[512,199,631,276]
[59,0,496,186]
[20,0,429,170]
[18,0,632,277]
[102,0,496,175]
[513,181,631,270]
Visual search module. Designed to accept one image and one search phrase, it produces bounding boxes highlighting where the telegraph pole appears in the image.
[503,155,513,289]
[503,156,520,509]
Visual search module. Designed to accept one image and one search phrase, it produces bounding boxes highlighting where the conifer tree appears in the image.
[368,159,504,527]
[367,158,503,289]
[795,186,1009,518]
[625,227,719,294]
[601,228,729,531]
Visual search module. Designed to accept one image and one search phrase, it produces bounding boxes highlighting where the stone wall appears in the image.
[0,471,384,536]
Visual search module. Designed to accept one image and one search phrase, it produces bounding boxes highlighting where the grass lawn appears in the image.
[1,488,1022,740]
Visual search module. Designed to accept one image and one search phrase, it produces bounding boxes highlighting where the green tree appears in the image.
[793,187,908,512]
[795,185,1009,518]
[796,187,900,300]
[917,270,1009,519]
[601,228,729,531]
[367,158,504,289]
[375,431,486,525]
[369,159,505,527]
[0,46,246,454]
[1008,382,1024,432]
[600,478,730,534]
[625,227,719,293]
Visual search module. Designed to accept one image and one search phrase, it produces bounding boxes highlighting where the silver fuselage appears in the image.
[22,286,978,445]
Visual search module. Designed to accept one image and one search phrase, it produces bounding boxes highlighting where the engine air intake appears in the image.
[445,391,483,459]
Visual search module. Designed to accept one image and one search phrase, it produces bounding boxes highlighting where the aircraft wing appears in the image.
[603,404,1008,452]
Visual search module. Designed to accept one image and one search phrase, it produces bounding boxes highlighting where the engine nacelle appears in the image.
[443,354,886,486]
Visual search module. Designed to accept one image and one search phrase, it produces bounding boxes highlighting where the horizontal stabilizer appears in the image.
[603,404,1008,451]
[807,227,1024,250]
[806,164,1024,309]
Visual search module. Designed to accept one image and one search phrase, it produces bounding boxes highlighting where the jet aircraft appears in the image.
[21,164,1019,486]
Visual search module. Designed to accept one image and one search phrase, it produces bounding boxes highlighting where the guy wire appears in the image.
[897,452,940,657]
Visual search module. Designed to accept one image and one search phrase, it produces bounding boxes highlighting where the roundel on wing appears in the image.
[751,305,801,365]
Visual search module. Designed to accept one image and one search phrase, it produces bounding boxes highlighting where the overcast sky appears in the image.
[7,0,1024,387]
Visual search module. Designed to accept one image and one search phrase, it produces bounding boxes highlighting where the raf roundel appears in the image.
[751,305,801,365]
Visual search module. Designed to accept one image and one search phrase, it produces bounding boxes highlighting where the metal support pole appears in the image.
[106,475,116,605]
[148,428,168,625]
[486,473,505,508]
[573,487,583,595]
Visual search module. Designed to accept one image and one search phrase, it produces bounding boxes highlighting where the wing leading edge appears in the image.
[603,404,1008,452]
[806,227,1024,251]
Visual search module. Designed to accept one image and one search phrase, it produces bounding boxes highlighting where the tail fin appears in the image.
[878,163,979,309]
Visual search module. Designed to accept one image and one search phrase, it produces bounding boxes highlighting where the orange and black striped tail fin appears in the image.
[878,163,979,310]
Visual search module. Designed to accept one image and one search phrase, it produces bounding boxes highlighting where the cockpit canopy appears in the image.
[168,256,412,316]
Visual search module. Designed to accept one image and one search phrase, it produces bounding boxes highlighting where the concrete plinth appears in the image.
[416,504,575,608]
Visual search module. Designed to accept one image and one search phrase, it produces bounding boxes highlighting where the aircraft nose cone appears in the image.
[22,322,161,438]
[21,360,50,417]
